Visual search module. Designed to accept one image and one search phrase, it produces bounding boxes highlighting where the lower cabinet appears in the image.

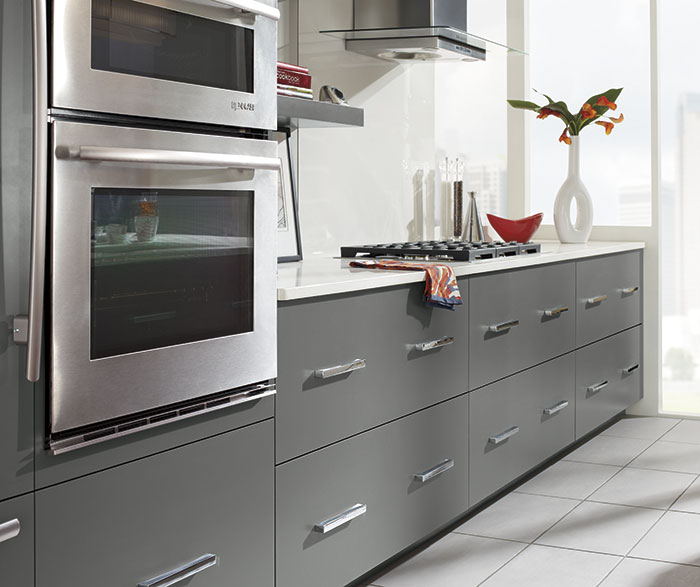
[276,395,469,587]
[0,493,34,587]
[35,419,274,587]
[469,354,576,506]
[576,326,643,438]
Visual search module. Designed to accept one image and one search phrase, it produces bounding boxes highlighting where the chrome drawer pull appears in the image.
[415,336,454,352]
[586,294,608,305]
[621,286,639,295]
[313,504,367,534]
[543,400,569,415]
[138,554,217,587]
[544,306,569,317]
[623,363,640,375]
[587,380,609,394]
[209,0,281,20]
[414,458,455,483]
[488,426,520,445]
[0,519,20,544]
[314,359,366,379]
[488,319,520,333]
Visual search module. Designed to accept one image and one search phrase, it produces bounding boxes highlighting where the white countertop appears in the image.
[277,241,645,301]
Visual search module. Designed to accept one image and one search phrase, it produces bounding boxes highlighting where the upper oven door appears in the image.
[50,120,278,434]
[52,0,278,129]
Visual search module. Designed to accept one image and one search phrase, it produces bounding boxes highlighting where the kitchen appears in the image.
[0,0,696,586]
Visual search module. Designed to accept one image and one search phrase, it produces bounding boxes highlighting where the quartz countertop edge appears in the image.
[276,241,645,301]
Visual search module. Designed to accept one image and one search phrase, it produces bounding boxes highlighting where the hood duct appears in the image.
[342,0,486,62]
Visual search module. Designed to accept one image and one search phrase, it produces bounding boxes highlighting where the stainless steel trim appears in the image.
[210,0,281,20]
[0,519,21,544]
[314,359,366,379]
[138,554,218,587]
[587,380,609,394]
[544,306,569,317]
[414,458,455,483]
[26,0,48,382]
[488,426,520,445]
[586,295,608,305]
[57,146,281,171]
[543,400,569,415]
[50,384,275,455]
[621,286,639,294]
[488,319,519,333]
[623,364,640,375]
[313,504,367,534]
[415,336,454,352]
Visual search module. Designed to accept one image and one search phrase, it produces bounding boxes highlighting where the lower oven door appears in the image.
[50,120,278,440]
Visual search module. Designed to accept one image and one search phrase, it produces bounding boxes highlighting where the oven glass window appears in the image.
[90,189,254,359]
[91,0,254,93]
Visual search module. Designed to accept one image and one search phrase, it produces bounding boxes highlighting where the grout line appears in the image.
[594,555,626,586]
[625,553,700,569]
[474,541,529,586]
[668,473,700,511]
[529,499,586,544]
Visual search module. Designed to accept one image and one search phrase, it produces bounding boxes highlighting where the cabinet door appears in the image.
[0,0,34,501]
[36,420,274,587]
[0,493,34,587]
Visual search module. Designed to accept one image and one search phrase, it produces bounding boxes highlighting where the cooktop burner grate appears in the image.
[340,240,541,262]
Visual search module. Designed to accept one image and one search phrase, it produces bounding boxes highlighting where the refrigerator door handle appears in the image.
[14,0,49,383]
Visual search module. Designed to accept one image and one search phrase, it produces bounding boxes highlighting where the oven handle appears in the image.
[57,146,282,172]
[17,0,49,382]
[209,0,281,20]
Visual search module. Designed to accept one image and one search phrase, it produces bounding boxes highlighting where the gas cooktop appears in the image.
[340,240,541,262]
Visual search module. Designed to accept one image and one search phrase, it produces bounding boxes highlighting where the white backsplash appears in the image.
[291,0,508,257]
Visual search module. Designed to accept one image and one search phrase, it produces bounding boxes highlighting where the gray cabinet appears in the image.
[576,326,643,438]
[469,262,575,390]
[36,419,274,587]
[0,493,34,587]
[0,0,34,502]
[576,252,642,346]
[277,280,469,463]
[276,394,469,587]
[469,354,575,506]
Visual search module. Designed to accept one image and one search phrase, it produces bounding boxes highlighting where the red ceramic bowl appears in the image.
[486,213,544,243]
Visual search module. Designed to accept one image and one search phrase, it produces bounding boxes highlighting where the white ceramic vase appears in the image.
[553,135,593,243]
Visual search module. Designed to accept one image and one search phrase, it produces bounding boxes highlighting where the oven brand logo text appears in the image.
[231,101,255,112]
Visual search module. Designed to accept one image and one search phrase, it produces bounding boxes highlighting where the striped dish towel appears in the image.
[349,259,463,310]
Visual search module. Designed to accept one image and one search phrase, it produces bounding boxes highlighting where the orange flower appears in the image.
[537,107,559,119]
[596,96,617,111]
[559,128,572,145]
[608,113,624,123]
[596,120,615,135]
[580,103,597,120]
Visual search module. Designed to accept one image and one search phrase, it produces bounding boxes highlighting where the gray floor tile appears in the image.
[535,501,663,556]
[630,511,700,565]
[602,417,681,440]
[599,558,700,587]
[454,493,579,543]
[629,441,700,474]
[661,419,700,445]
[516,461,620,500]
[480,544,620,587]
[588,467,696,510]
[372,533,525,587]
[564,435,654,466]
[671,476,700,514]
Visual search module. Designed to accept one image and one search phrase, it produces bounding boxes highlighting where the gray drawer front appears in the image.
[576,327,643,438]
[469,262,575,389]
[577,252,642,346]
[0,493,34,587]
[36,420,274,587]
[276,395,469,587]
[470,354,575,506]
[277,281,468,463]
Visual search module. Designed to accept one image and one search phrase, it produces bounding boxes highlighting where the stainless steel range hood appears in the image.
[327,0,487,62]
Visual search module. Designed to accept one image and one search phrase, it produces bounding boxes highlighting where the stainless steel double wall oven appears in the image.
[22,0,280,453]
